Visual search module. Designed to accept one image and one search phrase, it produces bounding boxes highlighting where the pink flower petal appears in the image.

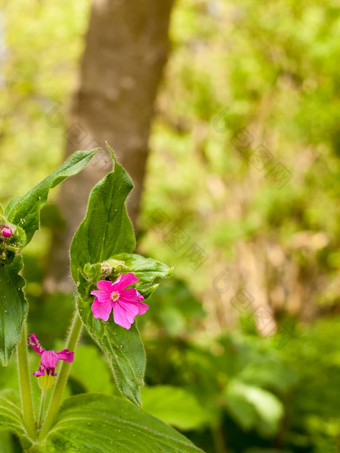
[28,333,75,378]
[97,280,115,292]
[135,301,149,315]
[120,288,144,302]
[33,365,45,377]
[91,273,148,327]
[121,301,140,323]
[28,334,45,355]
[112,273,139,291]
[119,297,149,316]
[57,349,74,363]
[90,290,111,303]
[40,350,60,370]
[91,298,112,321]
[112,302,134,329]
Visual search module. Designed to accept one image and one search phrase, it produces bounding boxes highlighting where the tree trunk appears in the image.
[45,0,174,292]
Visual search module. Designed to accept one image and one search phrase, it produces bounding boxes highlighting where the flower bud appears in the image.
[100,259,126,278]
[1,226,12,238]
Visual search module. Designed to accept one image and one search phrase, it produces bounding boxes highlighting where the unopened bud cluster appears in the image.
[1,225,13,238]
[0,223,25,265]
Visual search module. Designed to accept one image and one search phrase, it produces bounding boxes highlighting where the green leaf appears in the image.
[70,149,146,406]
[75,252,172,405]
[225,380,284,436]
[5,149,98,245]
[239,357,298,393]
[112,253,172,284]
[41,393,203,453]
[141,386,209,431]
[0,256,28,365]
[84,253,173,300]
[75,251,172,406]
[0,431,18,453]
[0,390,31,448]
[70,155,135,283]
[77,293,146,407]
[224,390,258,431]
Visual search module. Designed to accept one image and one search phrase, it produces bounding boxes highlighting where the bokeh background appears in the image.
[1,0,340,452]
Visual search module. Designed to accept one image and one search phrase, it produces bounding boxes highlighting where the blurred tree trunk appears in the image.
[45,0,174,292]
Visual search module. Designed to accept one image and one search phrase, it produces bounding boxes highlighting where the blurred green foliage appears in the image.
[2,297,340,452]
[1,0,340,451]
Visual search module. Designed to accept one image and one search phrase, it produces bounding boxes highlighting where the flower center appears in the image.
[110,291,120,301]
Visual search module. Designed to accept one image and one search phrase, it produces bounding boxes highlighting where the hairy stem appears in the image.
[38,312,82,441]
[37,389,47,429]
[17,321,36,439]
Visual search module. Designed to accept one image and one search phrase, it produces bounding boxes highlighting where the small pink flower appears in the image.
[1,226,12,238]
[28,334,74,377]
[90,273,149,329]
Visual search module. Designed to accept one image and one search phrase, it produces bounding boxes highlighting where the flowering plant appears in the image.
[0,146,201,452]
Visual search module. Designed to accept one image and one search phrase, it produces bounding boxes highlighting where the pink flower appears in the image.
[1,226,12,238]
[90,273,149,329]
[28,334,74,377]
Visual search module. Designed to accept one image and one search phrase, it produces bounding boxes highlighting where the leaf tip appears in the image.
[105,142,117,165]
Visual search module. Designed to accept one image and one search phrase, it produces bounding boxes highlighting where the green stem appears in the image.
[212,425,228,453]
[17,321,36,439]
[37,389,47,429]
[38,312,82,441]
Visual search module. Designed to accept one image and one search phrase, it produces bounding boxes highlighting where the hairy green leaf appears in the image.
[0,257,27,365]
[0,390,31,447]
[70,150,145,406]
[70,155,135,283]
[5,149,98,245]
[77,293,145,407]
[41,393,203,453]
[111,253,173,299]
[75,253,172,406]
